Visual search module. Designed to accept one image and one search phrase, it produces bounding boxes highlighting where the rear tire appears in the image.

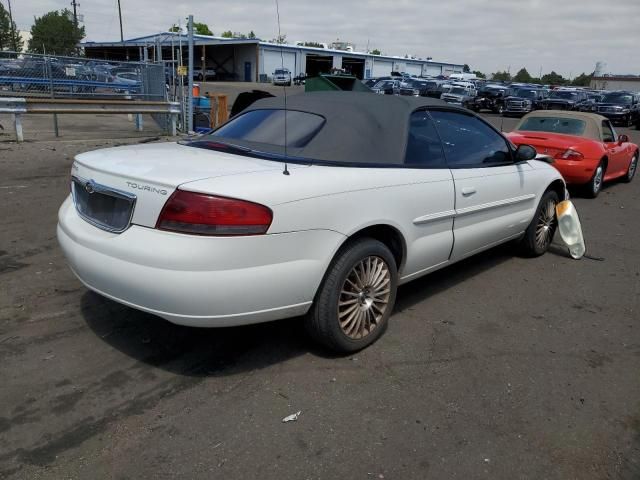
[518,190,559,257]
[305,238,398,353]
[622,152,638,183]
[585,161,605,198]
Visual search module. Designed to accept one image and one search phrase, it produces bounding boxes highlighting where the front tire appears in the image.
[622,152,638,183]
[518,190,559,257]
[305,238,398,353]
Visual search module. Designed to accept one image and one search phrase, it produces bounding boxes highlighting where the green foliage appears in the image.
[491,71,511,82]
[513,68,532,83]
[194,22,213,35]
[571,72,593,87]
[0,3,23,52]
[541,71,566,85]
[28,9,85,55]
[472,70,486,79]
[370,49,381,55]
[221,30,233,38]
[303,41,324,48]
[463,63,470,73]
[168,20,213,35]
[248,31,256,39]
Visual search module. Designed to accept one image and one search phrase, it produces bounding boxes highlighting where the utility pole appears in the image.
[187,15,194,133]
[117,0,124,42]
[6,0,18,52]
[70,0,79,28]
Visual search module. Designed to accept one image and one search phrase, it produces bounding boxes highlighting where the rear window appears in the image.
[518,117,586,136]
[210,109,325,148]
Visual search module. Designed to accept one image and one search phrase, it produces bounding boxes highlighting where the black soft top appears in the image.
[208,91,459,166]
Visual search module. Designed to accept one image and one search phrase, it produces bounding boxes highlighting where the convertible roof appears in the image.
[515,110,608,141]
[235,92,456,165]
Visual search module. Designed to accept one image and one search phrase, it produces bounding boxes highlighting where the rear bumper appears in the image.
[552,159,598,185]
[57,196,345,327]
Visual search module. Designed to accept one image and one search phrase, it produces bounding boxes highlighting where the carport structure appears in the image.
[82,33,465,82]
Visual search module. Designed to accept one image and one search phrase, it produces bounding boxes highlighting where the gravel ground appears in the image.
[0,111,639,479]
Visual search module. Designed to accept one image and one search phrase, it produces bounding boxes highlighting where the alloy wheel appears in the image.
[592,165,603,195]
[535,198,557,249]
[628,154,638,181]
[338,256,391,340]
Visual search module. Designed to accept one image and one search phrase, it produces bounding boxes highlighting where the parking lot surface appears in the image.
[1,114,639,479]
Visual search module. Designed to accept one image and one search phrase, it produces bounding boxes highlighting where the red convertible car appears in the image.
[507,111,638,197]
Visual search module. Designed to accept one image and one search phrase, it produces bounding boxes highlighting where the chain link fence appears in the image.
[0,51,187,134]
[0,51,166,100]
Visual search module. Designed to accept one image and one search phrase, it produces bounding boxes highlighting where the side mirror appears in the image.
[515,144,537,162]
[618,134,629,144]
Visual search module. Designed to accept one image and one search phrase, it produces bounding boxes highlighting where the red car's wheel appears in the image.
[585,161,605,198]
[622,152,638,183]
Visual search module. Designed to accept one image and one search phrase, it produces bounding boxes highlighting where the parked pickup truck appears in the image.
[502,88,548,117]
[467,85,509,113]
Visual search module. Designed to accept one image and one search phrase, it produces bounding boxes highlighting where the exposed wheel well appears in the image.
[547,179,566,201]
[345,225,406,272]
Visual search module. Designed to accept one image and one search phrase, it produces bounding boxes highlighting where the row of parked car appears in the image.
[0,56,142,93]
[365,75,640,129]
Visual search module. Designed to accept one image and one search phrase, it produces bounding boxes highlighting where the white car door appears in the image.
[429,109,539,260]
[398,109,456,282]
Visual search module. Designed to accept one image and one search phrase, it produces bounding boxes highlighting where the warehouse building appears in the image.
[82,32,465,82]
[590,76,640,93]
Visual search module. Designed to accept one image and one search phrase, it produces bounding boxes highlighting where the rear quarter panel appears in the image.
[182,166,456,279]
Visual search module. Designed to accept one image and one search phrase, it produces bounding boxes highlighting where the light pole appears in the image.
[117,0,124,42]
[6,0,18,52]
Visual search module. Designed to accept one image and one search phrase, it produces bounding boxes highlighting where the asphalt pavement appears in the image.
[0,113,639,479]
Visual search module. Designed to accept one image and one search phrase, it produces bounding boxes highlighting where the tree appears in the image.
[0,3,23,52]
[571,72,593,87]
[247,31,256,39]
[513,67,532,83]
[541,71,566,85]
[491,70,511,82]
[370,49,381,55]
[472,70,486,79]
[168,19,213,35]
[194,22,213,35]
[221,30,233,38]
[28,9,85,56]
[463,63,471,73]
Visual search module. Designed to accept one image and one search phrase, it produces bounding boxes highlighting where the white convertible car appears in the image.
[58,92,566,352]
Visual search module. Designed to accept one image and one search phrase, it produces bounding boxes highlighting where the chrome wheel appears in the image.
[628,154,638,181]
[535,197,557,249]
[592,165,603,195]
[338,256,391,339]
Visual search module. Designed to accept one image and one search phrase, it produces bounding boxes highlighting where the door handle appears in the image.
[461,187,476,196]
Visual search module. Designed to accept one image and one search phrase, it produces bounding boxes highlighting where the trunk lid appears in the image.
[507,131,588,158]
[72,142,301,228]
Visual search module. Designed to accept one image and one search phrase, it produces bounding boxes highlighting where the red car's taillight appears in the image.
[555,149,584,161]
[156,190,273,236]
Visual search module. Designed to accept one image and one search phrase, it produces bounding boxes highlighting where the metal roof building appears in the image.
[82,32,465,82]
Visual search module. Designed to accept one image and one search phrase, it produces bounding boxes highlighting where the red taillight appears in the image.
[156,190,272,236]
[554,149,584,161]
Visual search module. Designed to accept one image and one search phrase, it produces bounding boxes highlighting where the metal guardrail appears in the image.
[1,97,180,142]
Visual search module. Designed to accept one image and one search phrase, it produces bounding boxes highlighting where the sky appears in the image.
[9,0,640,77]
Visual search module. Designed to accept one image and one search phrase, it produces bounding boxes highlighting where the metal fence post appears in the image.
[46,57,60,137]
[13,113,24,142]
[187,15,194,133]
